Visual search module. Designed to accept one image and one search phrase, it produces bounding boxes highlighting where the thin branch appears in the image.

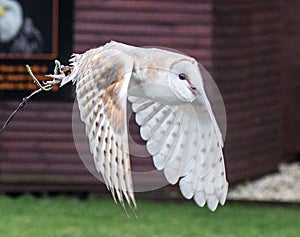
[26,65,53,91]
[0,62,64,135]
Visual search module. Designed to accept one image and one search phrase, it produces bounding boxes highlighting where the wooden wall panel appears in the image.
[0,0,214,194]
[73,0,213,67]
[282,0,300,153]
[212,1,282,182]
[0,0,288,195]
[0,101,103,193]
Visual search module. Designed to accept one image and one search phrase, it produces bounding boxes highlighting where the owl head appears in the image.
[168,58,204,103]
[128,49,206,106]
[0,0,23,43]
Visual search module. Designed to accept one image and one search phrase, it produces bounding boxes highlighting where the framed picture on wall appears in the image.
[0,0,73,100]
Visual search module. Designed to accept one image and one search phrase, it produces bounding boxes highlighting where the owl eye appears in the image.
[178,73,186,80]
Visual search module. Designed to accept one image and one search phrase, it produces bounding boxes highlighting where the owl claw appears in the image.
[44,65,72,87]
[45,73,64,82]
[41,74,63,90]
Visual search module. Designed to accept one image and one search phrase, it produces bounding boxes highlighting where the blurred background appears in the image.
[0,0,299,202]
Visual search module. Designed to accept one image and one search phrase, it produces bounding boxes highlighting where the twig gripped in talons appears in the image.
[0,60,65,134]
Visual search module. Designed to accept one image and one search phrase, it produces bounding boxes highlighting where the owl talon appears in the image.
[45,73,64,82]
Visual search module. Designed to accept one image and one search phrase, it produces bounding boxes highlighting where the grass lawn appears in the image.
[0,195,299,237]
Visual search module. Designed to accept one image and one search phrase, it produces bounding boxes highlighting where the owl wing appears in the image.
[74,48,136,209]
[128,94,228,211]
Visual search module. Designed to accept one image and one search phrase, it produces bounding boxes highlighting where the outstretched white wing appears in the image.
[128,94,228,211]
[72,48,136,209]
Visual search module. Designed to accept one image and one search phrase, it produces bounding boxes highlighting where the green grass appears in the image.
[0,195,299,237]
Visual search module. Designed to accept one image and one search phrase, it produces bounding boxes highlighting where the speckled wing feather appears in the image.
[128,94,228,211]
[68,47,136,209]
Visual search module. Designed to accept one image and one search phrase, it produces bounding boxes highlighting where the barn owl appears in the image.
[54,41,228,212]
[0,0,22,43]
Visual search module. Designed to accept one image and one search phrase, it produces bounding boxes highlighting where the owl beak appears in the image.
[189,84,199,96]
[185,77,199,96]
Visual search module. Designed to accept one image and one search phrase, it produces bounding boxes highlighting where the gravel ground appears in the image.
[228,162,300,203]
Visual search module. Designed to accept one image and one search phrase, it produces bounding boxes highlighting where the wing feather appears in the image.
[147,108,177,158]
[135,103,164,125]
[130,94,228,211]
[72,47,136,209]
[164,106,198,184]
[142,106,174,140]
[103,119,112,190]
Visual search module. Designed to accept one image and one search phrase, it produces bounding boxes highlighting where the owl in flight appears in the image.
[56,41,228,212]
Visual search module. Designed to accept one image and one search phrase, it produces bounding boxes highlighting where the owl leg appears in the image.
[44,60,72,87]
[44,74,64,86]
